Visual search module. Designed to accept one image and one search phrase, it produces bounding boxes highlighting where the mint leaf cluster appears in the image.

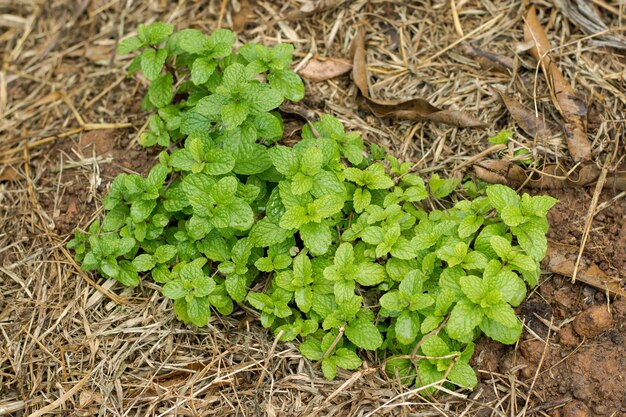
[69,23,558,390]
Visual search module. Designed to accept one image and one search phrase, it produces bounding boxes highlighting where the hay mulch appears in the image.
[1,1,624,416]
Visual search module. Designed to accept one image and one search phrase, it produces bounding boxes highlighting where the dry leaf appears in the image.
[524,6,591,162]
[351,28,486,128]
[232,0,251,32]
[494,88,561,138]
[459,42,513,74]
[473,159,626,191]
[545,243,626,297]
[555,0,626,51]
[300,57,352,82]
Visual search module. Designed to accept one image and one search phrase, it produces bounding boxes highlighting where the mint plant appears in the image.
[69,22,558,391]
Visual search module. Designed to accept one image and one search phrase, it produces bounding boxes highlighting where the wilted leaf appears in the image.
[300,58,352,82]
[473,160,625,191]
[352,28,486,128]
[493,88,561,138]
[459,42,513,74]
[524,6,591,162]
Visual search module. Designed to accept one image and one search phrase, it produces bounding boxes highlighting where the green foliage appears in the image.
[69,24,559,391]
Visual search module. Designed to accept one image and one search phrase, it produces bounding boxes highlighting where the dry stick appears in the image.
[572,157,609,283]
[450,0,464,37]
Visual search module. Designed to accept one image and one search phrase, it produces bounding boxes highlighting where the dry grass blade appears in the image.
[524,6,591,162]
[352,27,486,128]
[554,0,626,51]
[300,57,353,82]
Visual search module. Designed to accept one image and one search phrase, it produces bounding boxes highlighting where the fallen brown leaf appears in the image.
[524,6,591,162]
[0,166,18,182]
[493,88,561,138]
[352,28,486,128]
[300,57,353,82]
[459,42,513,74]
[473,159,626,191]
[545,243,626,297]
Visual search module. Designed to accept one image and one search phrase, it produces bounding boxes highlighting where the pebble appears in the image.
[573,305,613,338]
[562,400,590,417]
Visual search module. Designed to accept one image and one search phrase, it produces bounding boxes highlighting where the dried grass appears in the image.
[1,0,624,416]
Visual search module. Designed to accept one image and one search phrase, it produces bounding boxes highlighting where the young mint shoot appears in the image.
[68,22,558,390]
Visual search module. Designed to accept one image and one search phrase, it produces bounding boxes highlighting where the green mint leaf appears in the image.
[379,290,404,312]
[479,316,522,344]
[132,254,156,272]
[221,102,249,127]
[489,235,512,260]
[138,22,173,45]
[321,357,338,380]
[487,130,511,145]
[117,261,139,287]
[300,338,323,361]
[500,205,526,227]
[459,275,485,304]
[446,299,484,341]
[345,319,382,350]
[174,28,206,53]
[268,69,304,101]
[140,48,167,80]
[355,263,385,286]
[191,57,217,85]
[486,184,520,212]
[225,274,248,302]
[249,218,293,247]
[421,335,450,357]
[187,296,211,326]
[118,36,143,54]
[162,280,188,300]
[448,362,477,388]
[485,302,519,328]
[395,310,420,345]
[512,222,548,261]
[246,84,284,114]
[429,173,458,198]
[334,348,362,370]
[148,72,174,108]
[521,194,558,217]
[353,188,371,213]
[458,215,484,239]
[269,146,300,177]
[300,222,332,256]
